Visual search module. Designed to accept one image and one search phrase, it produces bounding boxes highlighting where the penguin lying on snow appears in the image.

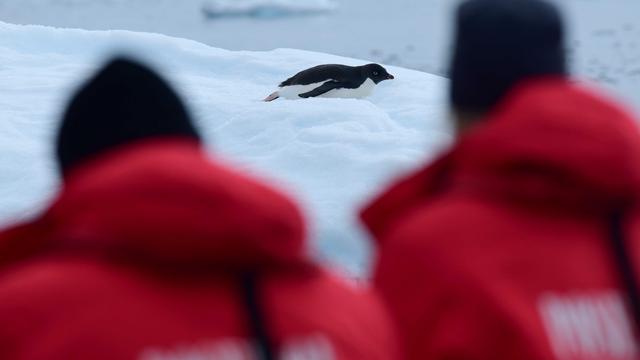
[264,63,395,101]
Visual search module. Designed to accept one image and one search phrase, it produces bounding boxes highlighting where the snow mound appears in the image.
[0,21,449,276]
[202,0,337,19]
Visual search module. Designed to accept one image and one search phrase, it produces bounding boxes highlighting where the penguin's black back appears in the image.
[280,64,362,87]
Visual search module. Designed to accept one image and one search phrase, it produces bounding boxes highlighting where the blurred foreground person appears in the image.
[0,58,397,360]
[363,0,640,359]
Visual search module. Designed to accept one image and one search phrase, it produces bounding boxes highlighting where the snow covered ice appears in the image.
[0,22,450,276]
[202,0,337,19]
[3,0,639,111]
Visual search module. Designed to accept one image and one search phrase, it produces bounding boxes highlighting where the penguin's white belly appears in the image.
[278,79,376,100]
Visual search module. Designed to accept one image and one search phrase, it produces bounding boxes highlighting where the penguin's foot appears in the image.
[264,92,280,102]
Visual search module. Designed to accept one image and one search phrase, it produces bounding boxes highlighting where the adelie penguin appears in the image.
[264,63,395,101]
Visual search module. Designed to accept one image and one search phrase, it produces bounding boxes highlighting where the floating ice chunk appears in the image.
[202,0,338,19]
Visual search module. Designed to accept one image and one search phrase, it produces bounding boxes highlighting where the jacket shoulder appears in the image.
[373,198,552,359]
[265,269,400,360]
[381,194,515,253]
[0,260,399,360]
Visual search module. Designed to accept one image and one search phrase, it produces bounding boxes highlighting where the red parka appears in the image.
[363,79,640,360]
[0,139,398,360]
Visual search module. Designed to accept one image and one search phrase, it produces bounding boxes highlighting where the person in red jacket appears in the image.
[362,0,640,359]
[0,58,398,360]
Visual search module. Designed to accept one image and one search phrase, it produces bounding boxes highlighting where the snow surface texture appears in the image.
[0,22,450,276]
[202,0,337,19]
[1,0,639,113]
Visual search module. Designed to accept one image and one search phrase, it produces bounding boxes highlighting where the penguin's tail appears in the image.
[264,92,280,102]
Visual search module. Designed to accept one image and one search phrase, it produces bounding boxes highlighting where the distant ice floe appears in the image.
[202,0,338,19]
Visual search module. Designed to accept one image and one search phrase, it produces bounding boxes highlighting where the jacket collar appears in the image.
[0,139,311,272]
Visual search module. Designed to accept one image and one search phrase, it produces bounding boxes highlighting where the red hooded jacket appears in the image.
[0,140,398,360]
[362,79,640,360]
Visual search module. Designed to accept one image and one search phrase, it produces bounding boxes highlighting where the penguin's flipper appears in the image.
[299,81,344,98]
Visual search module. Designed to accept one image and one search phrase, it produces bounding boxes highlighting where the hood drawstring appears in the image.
[241,273,277,360]
[609,210,640,342]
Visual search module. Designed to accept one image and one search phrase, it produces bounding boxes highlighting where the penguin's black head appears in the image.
[362,64,395,84]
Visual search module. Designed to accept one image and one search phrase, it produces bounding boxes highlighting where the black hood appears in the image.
[56,57,201,176]
[450,0,567,113]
